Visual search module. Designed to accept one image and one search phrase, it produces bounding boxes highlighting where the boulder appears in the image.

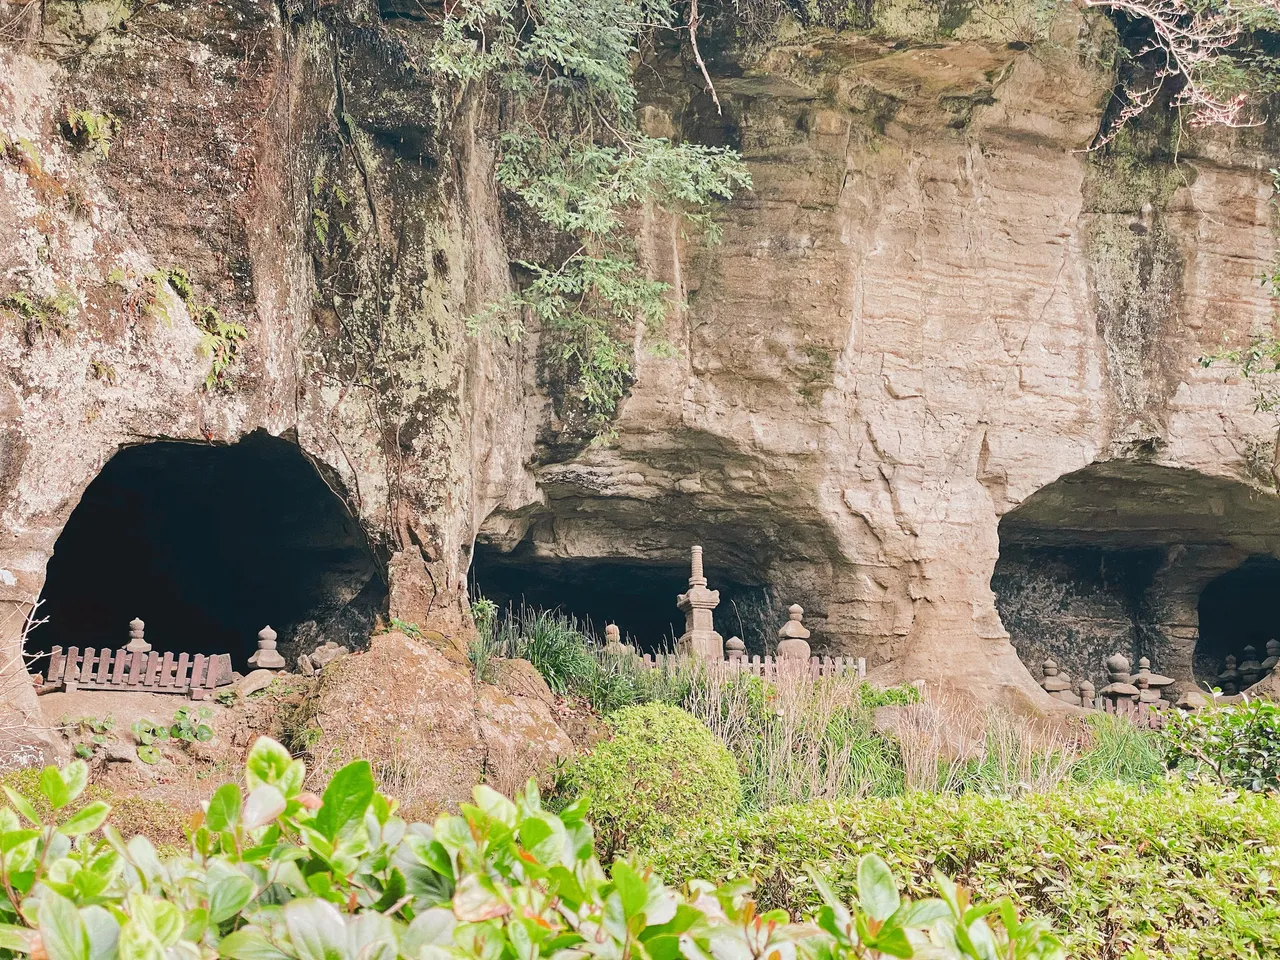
[306,633,573,816]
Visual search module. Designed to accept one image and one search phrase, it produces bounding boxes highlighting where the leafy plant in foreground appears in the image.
[1165,695,1280,791]
[0,736,1063,960]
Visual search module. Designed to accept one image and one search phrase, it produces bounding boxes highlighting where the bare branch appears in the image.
[687,0,721,115]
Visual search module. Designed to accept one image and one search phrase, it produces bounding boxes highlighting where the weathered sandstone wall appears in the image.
[0,0,1277,740]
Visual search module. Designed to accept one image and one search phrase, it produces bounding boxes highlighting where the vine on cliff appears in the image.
[432,0,749,433]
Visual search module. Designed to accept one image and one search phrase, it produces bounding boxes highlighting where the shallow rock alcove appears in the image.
[992,461,1280,693]
[470,542,778,653]
[27,432,386,670]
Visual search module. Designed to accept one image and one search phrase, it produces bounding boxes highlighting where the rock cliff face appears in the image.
[0,0,1277,745]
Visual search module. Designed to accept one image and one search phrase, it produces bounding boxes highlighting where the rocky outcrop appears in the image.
[475,13,1280,706]
[0,0,1277,736]
[306,632,572,815]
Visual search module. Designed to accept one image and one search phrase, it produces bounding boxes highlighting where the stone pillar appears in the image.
[125,617,150,654]
[776,604,811,660]
[247,625,285,669]
[676,545,722,659]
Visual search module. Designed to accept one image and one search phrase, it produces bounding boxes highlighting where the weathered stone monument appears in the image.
[1100,653,1139,704]
[248,625,286,669]
[125,617,150,654]
[676,545,723,659]
[1039,658,1080,706]
[725,636,746,660]
[776,604,811,660]
[603,623,634,657]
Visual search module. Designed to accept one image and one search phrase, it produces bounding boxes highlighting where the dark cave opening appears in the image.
[27,432,386,671]
[470,542,776,654]
[1195,556,1280,686]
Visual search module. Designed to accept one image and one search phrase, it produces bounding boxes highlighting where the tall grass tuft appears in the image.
[682,669,904,810]
[1071,712,1165,785]
[470,603,599,695]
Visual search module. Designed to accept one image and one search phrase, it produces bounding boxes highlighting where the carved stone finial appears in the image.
[1101,652,1138,702]
[676,545,721,659]
[248,625,285,670]
[1105,653,1131,684]
[777,604,811,660]
[689,545,706,584]
[1039,657,1078,704]
[125,617,150,654]
[726,636,746,659]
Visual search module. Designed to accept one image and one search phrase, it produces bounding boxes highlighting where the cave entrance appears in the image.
[991,461,1280,692]
[27,432,386,671]
[1194,556,1280,685]
[470,542,775,654]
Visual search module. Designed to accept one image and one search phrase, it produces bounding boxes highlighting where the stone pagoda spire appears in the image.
[676,545,723,659]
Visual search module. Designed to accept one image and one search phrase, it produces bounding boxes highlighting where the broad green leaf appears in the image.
[37,891,90,960]
[453,873,511,922]
[4,786,41,825]
[611,861,647,918]
[865,924,913,959]
[0,828,39,853]
[58,801,110,837]
[205,783,242,833]
[472,785,517,827]
[60,761,88,804]
[315,760,375,841]
[39,766,70,810]
[283,898,348,960]
[403,909,456,953]
[208,871,256,924]
[218,929,291,960]
[82,906,120,960]
[901,899,950,929]
[857,854,900,923]
[243,785,286,830]
[0,923,32,952]
[245,737,294,791]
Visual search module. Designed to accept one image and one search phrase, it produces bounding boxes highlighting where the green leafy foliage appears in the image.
[0,738,1062,960]
[556,702,742,859]
[168,706,214,745]
[1,286,78,342]
[62,108,120,158]
[59,717,114,761]
[647,781,1280,958]
[1165,696,1280,791]
[145,267,247,389]
[436,0,749,432]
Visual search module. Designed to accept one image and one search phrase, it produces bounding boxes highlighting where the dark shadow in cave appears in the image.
[991,542,1164,692]
[1195,556,1280,685]
[27,432,386,670]
[470,542,776,654]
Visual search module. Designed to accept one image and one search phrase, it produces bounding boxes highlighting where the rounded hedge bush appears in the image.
[565,702,741,859]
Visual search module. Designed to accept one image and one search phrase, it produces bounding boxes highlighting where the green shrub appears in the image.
[0,738,1064,960]
[1165,696,1280,791]
[559,702,742,859]
[647,782,1280,959]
